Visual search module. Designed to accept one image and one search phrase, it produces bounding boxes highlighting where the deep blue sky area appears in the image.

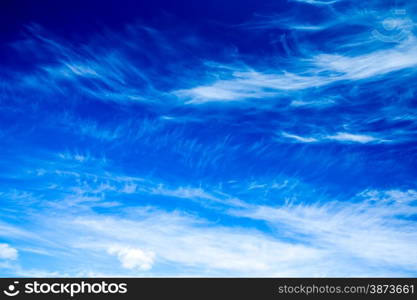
[0,0,416,277]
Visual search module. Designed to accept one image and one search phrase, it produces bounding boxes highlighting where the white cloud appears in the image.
[0,244,18,260]
[175,70,329,104]
[14,24,168,105]
[151,186,219,201]
[314,40,417,80]
[292,0,340,5]
[150,185,248,208]
[12,17,417,108]
[108,246,155,271]
[228,190,417,272]
[69,210,323,276]
[325,132,379,143]
[280,132,383,144]
[290,98,335,107]
[176,38,417,104]
[360,189,417,204]
[121,183,137,194]
[2,186,417,276]
[281,132,318,143]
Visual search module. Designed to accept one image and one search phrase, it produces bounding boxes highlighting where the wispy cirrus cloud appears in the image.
[281,132,385,144]
[1,143,416,276]
[176,37,417,104]
[65,209,323,275]
[175,2,417,105]
[291,0,341,5]
[2,184,417,276]
[228,189,417,274]
[281,132,318,143]
[1,0,417,278]
[9,24,177,105]
[325,132,381,143]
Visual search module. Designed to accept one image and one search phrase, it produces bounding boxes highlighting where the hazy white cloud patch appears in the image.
[150,185,248,208]
[291,0,341,5]
[280,132,384,144]
[151,185,220,201]
[281,132,318,143]
[108,246,155,271]
[121,183,138,194]
[0,244,18,260]
[290,98,336,107]
[325,132,380,143]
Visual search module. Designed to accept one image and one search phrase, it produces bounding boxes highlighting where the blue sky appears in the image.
[0,0,417,277]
